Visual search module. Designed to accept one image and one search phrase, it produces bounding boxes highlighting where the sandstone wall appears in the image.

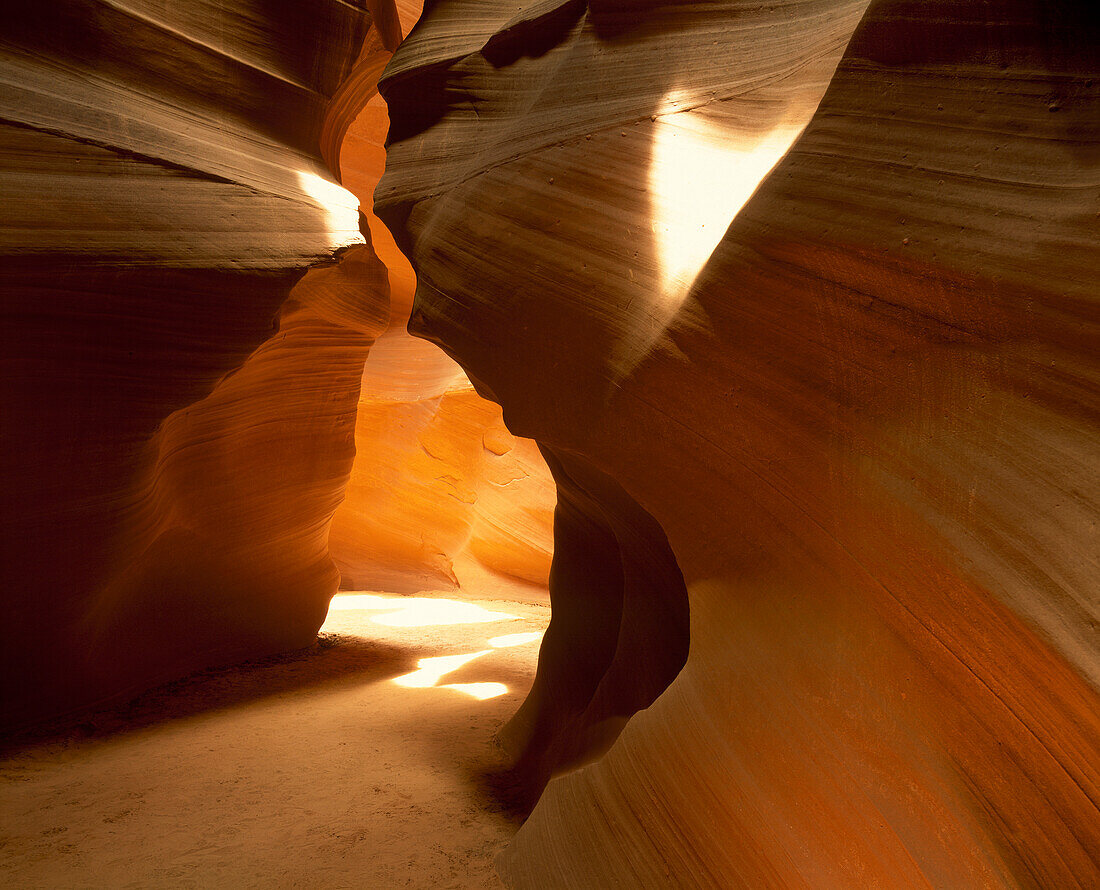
[330,78,554,599]
[0,0,392,731]
[1,0,553,734]
[378,0,1100,884]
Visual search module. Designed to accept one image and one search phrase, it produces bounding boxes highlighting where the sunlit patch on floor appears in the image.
[393,651,490,688]
[325,593,519,627]
[321,594,547,702]
[2,589,550,887]
[392,650,510,701]
[441,682,508,700]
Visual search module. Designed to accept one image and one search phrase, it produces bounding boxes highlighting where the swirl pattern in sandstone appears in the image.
[329,82,555,599]
[0,0,390,731]
[378,0,1100,885]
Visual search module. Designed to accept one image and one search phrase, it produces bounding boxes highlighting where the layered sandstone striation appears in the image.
[330,73,554,599]
[0,0,392,730]
[330,360,555,596]
[378,0,1099,885]
[3,0,1096,883]
[1,0,553,734]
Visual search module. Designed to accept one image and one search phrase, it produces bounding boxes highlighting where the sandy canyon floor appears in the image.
[1,591,549,888]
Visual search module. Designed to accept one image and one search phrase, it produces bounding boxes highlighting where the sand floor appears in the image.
[0,592,549,889]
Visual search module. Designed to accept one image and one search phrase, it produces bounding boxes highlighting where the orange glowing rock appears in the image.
[0,1,391,730]
[328,69,554,599]
[1,0,553,735]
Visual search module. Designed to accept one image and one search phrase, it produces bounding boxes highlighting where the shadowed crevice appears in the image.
[493,445,689,810]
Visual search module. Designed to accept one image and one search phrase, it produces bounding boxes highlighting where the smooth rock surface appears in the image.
[0,0,388,730]
[1,0,552,735]
[378,0,1100,885]
[330,72,554,599]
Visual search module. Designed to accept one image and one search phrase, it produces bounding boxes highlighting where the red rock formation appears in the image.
[330,54,554,599]
[1,0,553,735]
[0,1,392,731]
[3,0,1096,883]
[378,0,1100,885]
[330,370,555,595]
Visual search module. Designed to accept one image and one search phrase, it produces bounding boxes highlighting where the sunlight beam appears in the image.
[441,682,508,700]
[392,651,491,689]
[649,102,804,300]
[326,593,519,627]
[294,168,362,242]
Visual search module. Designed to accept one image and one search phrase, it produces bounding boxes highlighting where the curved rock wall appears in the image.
[378,0,1099,885]
[0,0,390,731]
[330,77,554,599]
[330,362,556,595]
[1,0,554,733]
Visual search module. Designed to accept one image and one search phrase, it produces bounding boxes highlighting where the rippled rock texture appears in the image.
[329,86,554,598]
[0,0,397,731]
[378,0,1099,885]
[1,0,554,735]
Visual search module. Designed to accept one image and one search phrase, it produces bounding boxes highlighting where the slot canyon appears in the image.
[0,0,1097,886]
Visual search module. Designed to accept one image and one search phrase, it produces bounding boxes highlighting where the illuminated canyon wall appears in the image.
[329,87,555,598]
[0,1,394,731]
[0,0,552,734]
[1,0,1096,885]
[377,0,1100,885]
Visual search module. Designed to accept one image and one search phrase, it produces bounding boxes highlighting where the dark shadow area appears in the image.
[492,446,690,813]
[0,0,387,734]
[482,0,586,67]
[0,263,303,734]
[0,634,416,759]
[474,757,536,826]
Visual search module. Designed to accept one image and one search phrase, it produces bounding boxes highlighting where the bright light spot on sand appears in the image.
[648,102,803,298]
[372,599,517,628]
[326,594,518,627]
[441,682,508,700]
[325,594,539,702]
[393,651,491,689]
[327,594,389,611]
[294,169,361,239]
[488,632,543,648]
[393,651,508,700]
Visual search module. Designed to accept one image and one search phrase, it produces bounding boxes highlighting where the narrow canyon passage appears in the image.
[2,2,569,882]
[1,592,548,887]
